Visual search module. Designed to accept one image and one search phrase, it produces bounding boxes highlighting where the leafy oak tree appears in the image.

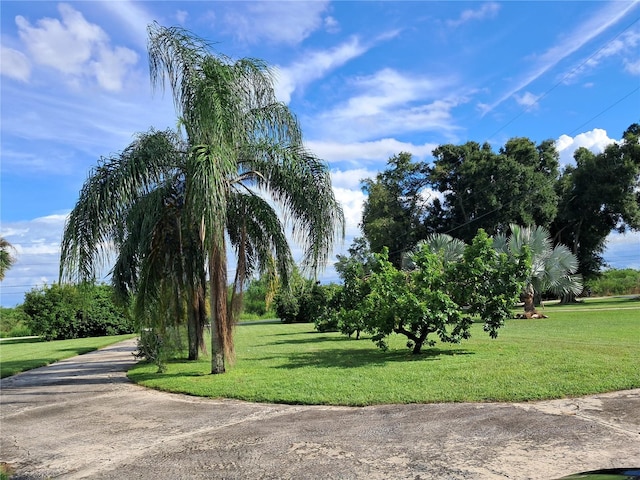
[426,138,559,242]
[361,152,430,267]
[550,124,640,279]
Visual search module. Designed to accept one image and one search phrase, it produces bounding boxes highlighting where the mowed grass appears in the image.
[0,334,136,378]
[128,297,640,405]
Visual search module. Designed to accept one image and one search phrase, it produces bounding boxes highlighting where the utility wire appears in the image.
[485,17,639,142]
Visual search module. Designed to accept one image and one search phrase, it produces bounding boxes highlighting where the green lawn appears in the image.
[128,297,640,405]
[0,334,136,378]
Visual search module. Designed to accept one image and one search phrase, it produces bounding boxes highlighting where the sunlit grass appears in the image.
[128,297,639,405]
[0,334,136,378]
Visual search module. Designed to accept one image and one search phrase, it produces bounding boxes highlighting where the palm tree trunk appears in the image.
[209,241,229,374]
[187,285,199,360]
[521,283,536,314]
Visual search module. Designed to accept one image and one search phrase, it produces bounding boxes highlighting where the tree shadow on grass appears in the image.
[261,345,474,370]
[0,337,43,345]
[257,334,355,347]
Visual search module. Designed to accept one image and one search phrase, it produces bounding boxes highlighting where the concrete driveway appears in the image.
[1,339,638,479]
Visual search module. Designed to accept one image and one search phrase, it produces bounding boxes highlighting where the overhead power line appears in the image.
[485,17,640,142]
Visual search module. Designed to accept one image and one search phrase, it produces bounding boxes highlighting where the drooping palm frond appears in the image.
[227,189,295,287]
[241,141,344,275]
[60,129,182,284]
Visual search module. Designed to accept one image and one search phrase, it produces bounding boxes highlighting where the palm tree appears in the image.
[0,237,16,281]
[60,25,344,374]
[404,233,465,269]
[494,224,582,316]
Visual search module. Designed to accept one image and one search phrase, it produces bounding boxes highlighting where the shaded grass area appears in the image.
[0,334,136,378]
[128,298,639,406]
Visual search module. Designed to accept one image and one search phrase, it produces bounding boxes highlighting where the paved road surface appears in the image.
[1,339,638,479]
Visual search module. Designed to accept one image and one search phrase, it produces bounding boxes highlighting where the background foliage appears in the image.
[22,283,134,340]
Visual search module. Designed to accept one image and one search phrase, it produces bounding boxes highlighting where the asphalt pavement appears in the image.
[1,339,638,479]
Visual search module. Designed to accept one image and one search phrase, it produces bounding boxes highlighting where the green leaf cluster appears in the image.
[340,230,530,354]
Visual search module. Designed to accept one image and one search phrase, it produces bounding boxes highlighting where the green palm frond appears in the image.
[60,129,182,284]
[241,141,344,275]
[0,237,17,281]
[504,224,582,298]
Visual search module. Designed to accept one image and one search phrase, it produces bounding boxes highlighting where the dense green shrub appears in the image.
[242,276,277,318]
[22,283,134,340]
[274,289,301,323]
[586,268,640,296]
[0,306,31,337]
[275,280,342,324]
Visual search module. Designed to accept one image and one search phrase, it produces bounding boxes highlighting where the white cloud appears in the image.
[176,10,188,25]
[275,36,370,103]
[333,186,366,237]
[331,168,376,190]
[91,44,138,91]
[0,46,31,81]
[324,16,340,34]
[603,231,640,269]
[219,1,330,45]
[447,2,500,27]
[309,138,438,165]
[555,128,618,165]
[514,91,540,109]
[624,57,640,75]
[0,214,67,307]
[15,3,138,92]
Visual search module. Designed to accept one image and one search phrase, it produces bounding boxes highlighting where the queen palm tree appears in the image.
[0,237,16,281]
[60,25,344,373]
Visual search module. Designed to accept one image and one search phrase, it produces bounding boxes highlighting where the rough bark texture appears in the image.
[209,243,230,374]
[519,284,548,319]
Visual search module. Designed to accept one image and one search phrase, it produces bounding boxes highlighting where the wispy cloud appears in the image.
[214,1,331,45]
[1,80,175,164]
[97,0,153,47]
[1,215,67,307]
[563,27,640,83]
[482,1,640,114]
[308,138,438,165]
[275,30,400,103]
[447,2,500,28]
[275,36,369,103]
[514,91,540,109]
[0,46,31,81]
[310,68,464,143]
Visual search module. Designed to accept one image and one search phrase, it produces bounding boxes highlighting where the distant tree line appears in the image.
[361,124,640,280]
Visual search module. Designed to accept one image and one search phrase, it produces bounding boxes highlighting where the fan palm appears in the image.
[403,233,465,270]
[60,25,344,373]
[494,224,582,314]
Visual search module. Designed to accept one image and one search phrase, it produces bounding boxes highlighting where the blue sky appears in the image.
[1,1,639,307]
